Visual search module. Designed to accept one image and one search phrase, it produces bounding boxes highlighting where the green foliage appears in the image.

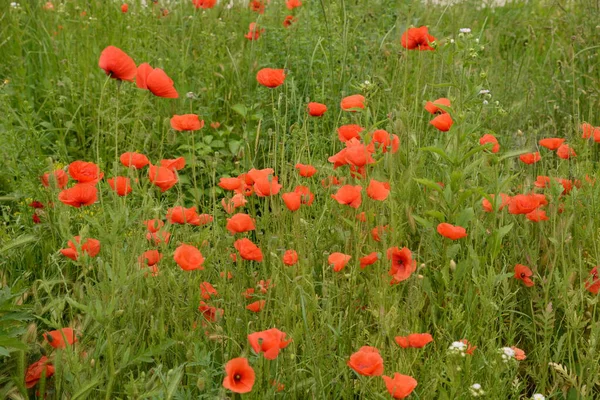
[1,0,600,399]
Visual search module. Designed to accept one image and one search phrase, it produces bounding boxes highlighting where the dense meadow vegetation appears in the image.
[2,0,600,398]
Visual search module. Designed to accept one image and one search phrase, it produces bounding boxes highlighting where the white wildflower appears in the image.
[460,28,472,33]
[470,383,485,397]
[532,395,545,400]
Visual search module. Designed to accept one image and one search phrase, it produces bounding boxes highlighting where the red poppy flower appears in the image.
[160,157,186,171]
[482,193,511,212]
[139,249,162,267]
[514,264,534,287]
[219,177,244,191]
[135,63,153,89]
[193,0,217,8]
[331,184,362,206]
[283,250,298,266]
[294,185,314,205]
[249,0,266,13]
[120,152,149,169]
[295,163,317,177]
[198,301,223,322]
[244,22,264,40]
[382,373,418,399]
[98,46,136,82]
[221,193,247,213]
[244,168,273,184]
[580,122,600,139]
[121,3,128,12]
[25,356,55,389]
[146,230,171,245]
[337,124,364,142]
[68,161,103,184]
[367,179,391,201]
[246,300,266,312]
[210,121,220,129]
[437,223,467,240]
[41,169,69,189]
[360,252,379,268]
[387,247,417,283]
[424,98,450,114]
[331,185,362,208]
[170,114,204,131]
[173,244,205,271]
[430,113,453,131]
[144,219,164,233]
[282,14,298,28]
[254,176,282,197]
[286,0,301,9]
[347,346,384,376]
[480,134,500,153]
[556,143,576,159]
[256,68,286,88]
[512,346,527,360]
[200,281,218,300]
[344,139,375,168]
[307,102,326,116]
[167,206,201,225]
[372,130,400,153]
[146,68,178,98]
[401,26,436,50]
[282,192,302,211]
[539,138,565,150]
[460,339,477,355]
[58,184,98,207]
[328,252,351,272]
[519,152,541,164]
[248,328,292,360]
[321,176,343,188]
[226,213,256,234]
[43,328,77,349]
[234,238,263,262]
[526,209,549,222]
[108,176,132,196]
[508,194,545,215]
[395,333,433,348]
[60,236,100,260]
[340,94,365,111]
[371,225,389,242]
[222,357,255,394]
[585,267,600,294]
[148,165,178,192]
[29,201,44,209]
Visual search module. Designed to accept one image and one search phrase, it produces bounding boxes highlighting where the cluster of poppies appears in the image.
[26,5,600,398]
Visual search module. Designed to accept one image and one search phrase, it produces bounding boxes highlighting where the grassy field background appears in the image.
[2,0,600,398]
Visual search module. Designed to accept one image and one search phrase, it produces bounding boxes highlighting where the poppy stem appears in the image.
[114,86,121,169]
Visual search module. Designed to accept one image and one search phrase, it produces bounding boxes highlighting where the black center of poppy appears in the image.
[234,374,242,382]
[520,273,526,278]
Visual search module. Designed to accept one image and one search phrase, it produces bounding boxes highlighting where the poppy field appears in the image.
[2,0,600,399]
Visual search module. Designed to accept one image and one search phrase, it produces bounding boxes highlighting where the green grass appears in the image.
[2,0,600,398]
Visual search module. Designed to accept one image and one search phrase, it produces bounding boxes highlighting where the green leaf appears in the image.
[456,207,475,227]
[229,140,241,156]
[231,104,247,118]
[414,178,443,193]
[0,337,27,350]
[0,235,37,255]
[71,377,103,400]
[498,149,530,161]
[419,146,453,163]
